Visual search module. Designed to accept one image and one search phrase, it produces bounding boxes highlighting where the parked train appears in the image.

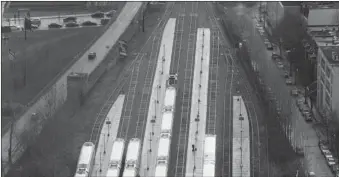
[122,138,141,177]
[154,74,178,177]
[106,138,125,177]
[74,142,96,177]
[203,135,216,177]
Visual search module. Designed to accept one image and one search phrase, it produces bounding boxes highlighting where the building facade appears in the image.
[265,1,301,35]
[317,46,339,118]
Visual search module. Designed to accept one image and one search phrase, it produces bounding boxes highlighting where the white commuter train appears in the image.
[153,74,178,177]
[155,133,171,177]
[74,142,95,177]
[203,135,216,177]
[106,138,125,177]
[123,138,141,177]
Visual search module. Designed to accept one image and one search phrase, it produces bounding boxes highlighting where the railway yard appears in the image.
[4,2,270,177]
[76,2,266,177]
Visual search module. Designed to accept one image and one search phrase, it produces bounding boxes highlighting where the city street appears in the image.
[225,2,333,176]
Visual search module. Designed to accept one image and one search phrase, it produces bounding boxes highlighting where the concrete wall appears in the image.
[1,2,145,175]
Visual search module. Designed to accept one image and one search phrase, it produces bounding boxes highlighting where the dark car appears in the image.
[91,12,105,18]
[31,24,39,29]
[88,52,96,60]
[101,18,110,25]
[48,23,62,29]
[63,16,77,23]
[106,10,116,18]
[65,22,79,28]
[81,21,97,26]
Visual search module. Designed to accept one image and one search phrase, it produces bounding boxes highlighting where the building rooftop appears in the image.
[307,8,339,26]
[320,45,339,64]
[281,1,301,7]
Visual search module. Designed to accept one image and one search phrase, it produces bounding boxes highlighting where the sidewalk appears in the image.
[247,6,333,177]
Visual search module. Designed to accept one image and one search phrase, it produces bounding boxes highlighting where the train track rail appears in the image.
[174,2,198,177]
[90,2,174,147]
[206,12,220,135]
[133,2,175,140]
[89,54,141,145]
[169,3,185,75]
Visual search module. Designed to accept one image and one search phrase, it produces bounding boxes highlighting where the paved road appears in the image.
[227,3,333,177]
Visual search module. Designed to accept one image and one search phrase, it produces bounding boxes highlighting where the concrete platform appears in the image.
[185,28,211,177]
[232,96,250,177]
[139,18,176,177]
[91,94,125,177]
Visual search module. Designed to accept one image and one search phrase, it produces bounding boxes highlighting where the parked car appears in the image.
[88,52,96,60]
[271,53,282,60]
[266,42,273,50]
[31,24,39,29]
[101,18,110,25]
[319,141,329,152]
[285,78,293,85]
[31,18,41,26]
[291,88,299,96]
[283,71,289,78]
[277,61,284,68]
[332,164,339,173]
[63,16,77,23]
[91,11,105,18]
[81,21,97,26]
[48,23,62,29]
[304,112,312,122]
[106,10,116,17]
[327,157,336,167]
[296,98,304,108]
[65,22,79,28]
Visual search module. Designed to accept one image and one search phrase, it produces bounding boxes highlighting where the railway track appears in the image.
[174,2,198,177]
[206,12,220,135]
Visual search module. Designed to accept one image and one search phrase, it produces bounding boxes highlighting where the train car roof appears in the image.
[204,135,216,155]
[164,87,176,108]
[203,163,215,177]
[106,168,119,177]
[78,142,95,165]
[110,139,125,161]
[155,165,167,177]
[161,111,173,131]
[157,137,170,157]
[122,169,135,177]
[126,138,140,161]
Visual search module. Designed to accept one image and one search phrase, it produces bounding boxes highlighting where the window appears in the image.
[321,58,325,70]
[325,92,331,108]
[326,65,331,78]
[325,79,331,95]
[320,72,325,83]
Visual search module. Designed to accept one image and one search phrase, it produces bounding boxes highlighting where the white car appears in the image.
[277,61,284,68]
[285,78,293,85]
[290,88,299,96]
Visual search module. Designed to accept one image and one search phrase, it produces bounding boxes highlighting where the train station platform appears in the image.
[185,28,211,177]
[139,18,176,177]
[232,96,250,177]
[91,94,125,177]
